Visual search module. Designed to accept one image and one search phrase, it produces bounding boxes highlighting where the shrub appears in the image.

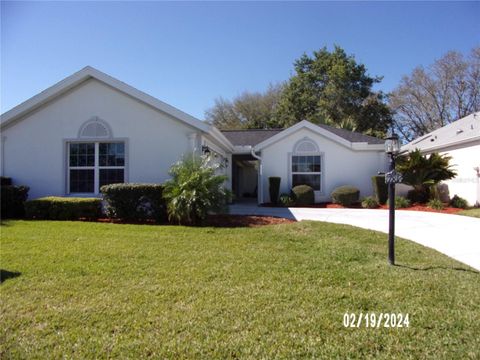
[396,149,456,201]
[361,196,379,209]
[291,185,315,206]
[268,177,281,204]
[450,195,468,209]
[371,175,388,205]
[163,154,231,225]
[407,189,430,204]
[279,193,295,207]
[331,186,360,207]
[1,177,12,186]
[427,198,444,210]
[25,197,102,220]
[387,196,411,209]
[1,185,29,219]
[101,183,166,222]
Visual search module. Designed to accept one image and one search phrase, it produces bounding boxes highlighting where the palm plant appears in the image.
[163,154,231,225]
[396,149,457,202]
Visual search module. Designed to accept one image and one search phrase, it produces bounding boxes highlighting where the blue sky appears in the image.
[1,1,479,120]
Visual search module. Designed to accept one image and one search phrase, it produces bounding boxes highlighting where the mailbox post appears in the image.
[385,134,401,265]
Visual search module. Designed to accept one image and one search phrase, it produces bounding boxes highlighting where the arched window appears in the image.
[291,138,322,191]
[78,117,112,138]
[67,117,126,194]
[293,139,319,153]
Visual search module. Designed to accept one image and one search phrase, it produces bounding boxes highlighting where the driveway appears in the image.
[229,204,480,271]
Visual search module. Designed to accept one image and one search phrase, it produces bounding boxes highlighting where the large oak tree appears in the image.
[274,46,392,137]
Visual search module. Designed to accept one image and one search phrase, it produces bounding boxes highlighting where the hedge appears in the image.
[1,185,29,219]
[268,177,281,204]
[292,185,315,206]
[331,186,360,207]
[25,197,102,220]
[1,177,12,186]
[371,175,388,205]
[100,183,166,222]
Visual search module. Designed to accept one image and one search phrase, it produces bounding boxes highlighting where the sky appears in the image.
[1,1,479,120]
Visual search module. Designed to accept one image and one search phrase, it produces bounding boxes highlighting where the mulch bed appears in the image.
[203,214,295,227]
[263,202,463,214]
[91,215,295,227]
[378,204,462,214]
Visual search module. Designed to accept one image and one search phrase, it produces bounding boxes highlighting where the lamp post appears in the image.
[385,133,401,265]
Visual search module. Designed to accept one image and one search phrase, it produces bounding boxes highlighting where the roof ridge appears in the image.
[220,128,284,132]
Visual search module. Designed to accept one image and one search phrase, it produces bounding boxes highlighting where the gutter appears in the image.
[402,135,480,154]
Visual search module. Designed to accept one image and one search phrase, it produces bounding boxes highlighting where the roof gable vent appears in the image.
[78,117,112,138]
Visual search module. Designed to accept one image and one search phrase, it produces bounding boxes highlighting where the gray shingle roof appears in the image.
[221,129,284,146]
[221,124,384,147]
[316,124,385,145]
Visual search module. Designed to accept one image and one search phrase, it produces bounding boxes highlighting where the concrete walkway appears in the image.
[229,204,480,271]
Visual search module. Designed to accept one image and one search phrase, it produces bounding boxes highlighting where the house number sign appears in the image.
[385,170,403,184]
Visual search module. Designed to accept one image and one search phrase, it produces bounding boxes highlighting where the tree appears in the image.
[396,149,457,202]
[163,154,231,225]
[205,84,284,130]
[390,47,480,142]
[274,46,392,136]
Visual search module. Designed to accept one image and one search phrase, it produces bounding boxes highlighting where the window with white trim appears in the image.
[291,139,322,191]
[68,141,125,194]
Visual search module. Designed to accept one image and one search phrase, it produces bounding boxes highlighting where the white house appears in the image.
[402,112,480,206]
[0,66,386,204]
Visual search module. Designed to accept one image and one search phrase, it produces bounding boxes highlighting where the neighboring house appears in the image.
[0,66,386,204]
[402,112,480,206]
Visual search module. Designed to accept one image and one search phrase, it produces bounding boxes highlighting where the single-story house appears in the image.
[0,66,387,204]
[401,112,480,206]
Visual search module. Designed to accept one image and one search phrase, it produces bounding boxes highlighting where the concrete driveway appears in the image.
[229,204,480,271]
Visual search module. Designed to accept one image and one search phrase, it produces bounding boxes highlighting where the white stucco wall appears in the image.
[396,142,480,206]
[260,128,386,203]
[1,79,202,199]
[439,143,480,206]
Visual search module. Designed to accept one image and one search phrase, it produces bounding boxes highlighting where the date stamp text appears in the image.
[343,312,410,328]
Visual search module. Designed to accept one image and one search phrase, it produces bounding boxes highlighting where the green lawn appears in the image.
[458,208,480,218]
[1,220,479,359]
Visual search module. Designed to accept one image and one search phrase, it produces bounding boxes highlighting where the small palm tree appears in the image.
[163,154,231,225]
[396,149,457,201]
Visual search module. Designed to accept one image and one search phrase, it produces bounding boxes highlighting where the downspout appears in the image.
[250,146,262,205]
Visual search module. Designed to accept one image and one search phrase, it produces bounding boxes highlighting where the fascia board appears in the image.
[1,66,211,134]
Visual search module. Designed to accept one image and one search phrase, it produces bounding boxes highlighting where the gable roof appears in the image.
[251,120,384,151]
[402,112,480,153]
[0,66,211,133]
[315,123,384,145]
[222,123,383,148]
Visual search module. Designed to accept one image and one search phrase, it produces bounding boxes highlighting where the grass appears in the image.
[1,220,479,359]
[458,208,480,218]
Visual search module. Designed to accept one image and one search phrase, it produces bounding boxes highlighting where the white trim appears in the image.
[64,138,128,196]
[0,66,211,134]
[403,136,480,154]
[78,116,113,139]
[289,152,325,195]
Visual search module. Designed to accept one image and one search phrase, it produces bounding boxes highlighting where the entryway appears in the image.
[231,154,259,204]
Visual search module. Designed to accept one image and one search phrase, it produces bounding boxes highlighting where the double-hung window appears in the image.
[68,142,125,194]
[291,138,322,191]
[291,155,321,191]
